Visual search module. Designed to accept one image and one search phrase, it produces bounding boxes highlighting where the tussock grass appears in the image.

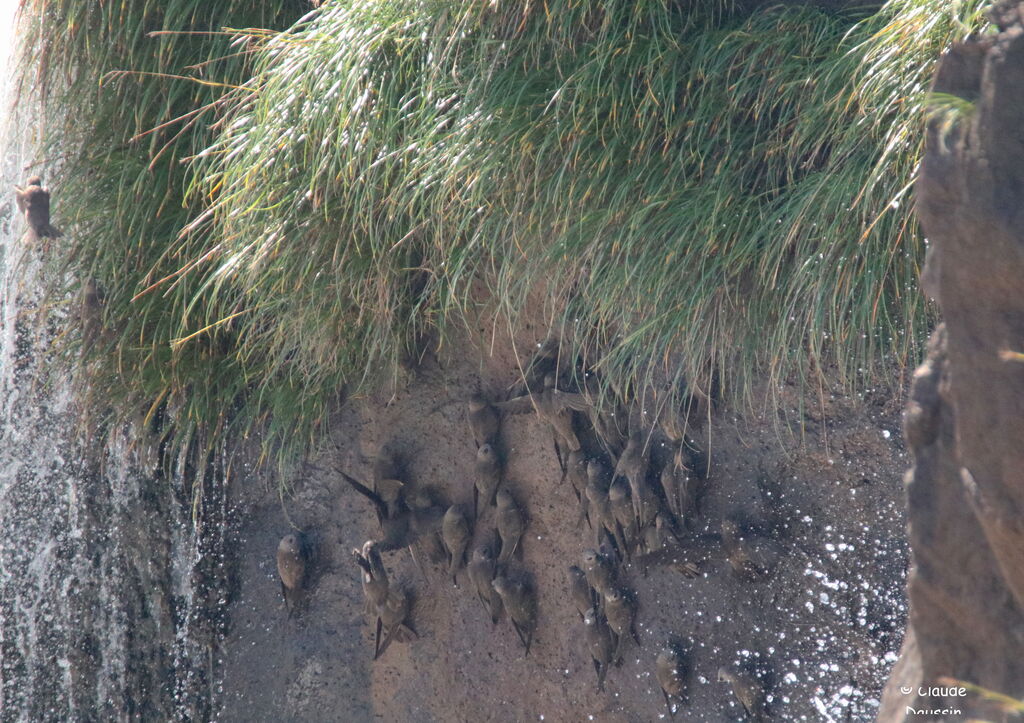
[17,0,308,495]
[17,0,987,495]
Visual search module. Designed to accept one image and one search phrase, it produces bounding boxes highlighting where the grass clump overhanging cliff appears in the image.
[17,0,987,500]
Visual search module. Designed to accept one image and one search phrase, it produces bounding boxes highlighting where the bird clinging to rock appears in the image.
[603,586,639,663]
[492,574,537,655]
[277,533,309,618]
[607,477,637,558]
[721,519,768,582]
[474,443,502,520]
[567,565,594,620]
[614,428,651,523]
[495,488,525,564]
[718,665,768,721]
[353,540,389,613]
[655,645,688,718]
[468,394,500,448]
[496,373,590,454]
[374,588,417,660]
[584,459,615,546]
[14,176,63,239]
[441,504,472,586]
[467,541,503,624]
[583,607,615,692]
[581,547,616,599]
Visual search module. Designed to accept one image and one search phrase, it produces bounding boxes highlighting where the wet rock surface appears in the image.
[880,4,1024,720]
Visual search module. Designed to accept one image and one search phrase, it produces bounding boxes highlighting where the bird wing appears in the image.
[375,477,404,501]
[493,394,539,415]
[550,389,591,413]
[339,470,389,522]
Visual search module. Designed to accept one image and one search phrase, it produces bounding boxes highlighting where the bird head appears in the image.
[25,175,42,187]
[477,443,497,464]
[604,587,624,605]
[468,394,489,412]
[491,575,512,596]
[496,487,515,508]
[475,542,496,562]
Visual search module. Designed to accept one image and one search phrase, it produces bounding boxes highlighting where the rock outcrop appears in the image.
[880,4,1024,720]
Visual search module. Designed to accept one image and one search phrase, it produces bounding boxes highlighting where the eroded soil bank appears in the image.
[217,321,910,722]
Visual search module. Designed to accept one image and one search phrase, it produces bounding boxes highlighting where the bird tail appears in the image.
[40,224,63,238]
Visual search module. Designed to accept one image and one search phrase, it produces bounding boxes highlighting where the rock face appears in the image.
[880,4,1024,720]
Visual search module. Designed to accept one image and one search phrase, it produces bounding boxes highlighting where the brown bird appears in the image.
[467,542,502,624]
[655,646,687,718]
[635,478,662,532]
[608,477,637,558]
[338,460,410,552]
[277,534,308,618]
[674,449,707,522]
[583,607,615,692]
[492,574,537,655]
[80,278,107,351]
[496,488,525,564]
[721,519,767,582]
[568,565,594,620]
[353,542,390,654]
[374,588,417,660]
[565,448,589,505]
[615,431,650,523]
[659,458,686,521]
[718,666,768,721]
[474,443,502,520]
[14,176,62,238]
[353,540,389,613]
[495,373,590,452]
[407,486,447,564]
[642,514,668,556]
[510,335,562,397]
[581,374,629,457]
[603,587,639,663]
[441,504,472,585]
[468,394,500,448]
[373,452,406,517]
[584,460,615,546]
[581,548,616,599]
